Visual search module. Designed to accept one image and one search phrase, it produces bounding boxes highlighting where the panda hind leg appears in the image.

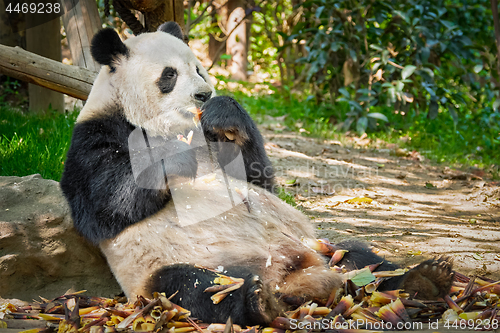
[334,240,400,272]
[145,264,280,326]
[398,257,454,300]
[335,240,454,299]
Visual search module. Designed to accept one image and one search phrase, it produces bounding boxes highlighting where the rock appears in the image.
[0,174,121,301]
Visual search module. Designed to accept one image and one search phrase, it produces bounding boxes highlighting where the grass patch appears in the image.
[277,187,297,206]
[1,86,499,182]
[0,107,77,181]
[370,110,500,172]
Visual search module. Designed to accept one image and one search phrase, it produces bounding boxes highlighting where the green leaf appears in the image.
[369,44,383,51]
[285,179,296,185]
[357,88,374,95]
[440,20,455,30]
[402,65,417,80]
[349,49,357,62]
[420,47,430,63]
[472,253,483,260]
[428,101,439,120]
[338,87,350,98]
[350,267,376,286]
[396,81,404,92]
[315,6,325,18]
[493,99,500,111]
[419,67,434,78]
[448,105,458,127]
[342,118,355,131]
[473,63,483,73]
[393,10,410,24]
[422,83,436,97]
[372,62,382,71]
[381,50,389,64]
[356,117,368,134]
[388,87,396,102]
[220,54,232,60]
[331,42,341,52]
[348,100,363,111]
[367,112,389,122]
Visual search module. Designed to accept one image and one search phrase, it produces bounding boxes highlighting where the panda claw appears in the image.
[401,257,454,300]
[244,275,275,325]
[225,131,236,141]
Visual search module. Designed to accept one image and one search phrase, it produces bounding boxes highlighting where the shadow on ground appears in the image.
[263,129,500,279]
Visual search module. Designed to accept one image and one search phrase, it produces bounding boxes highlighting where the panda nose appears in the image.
[194,91,212,103]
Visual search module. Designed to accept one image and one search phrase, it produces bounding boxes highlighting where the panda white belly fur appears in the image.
[99,179,338,300]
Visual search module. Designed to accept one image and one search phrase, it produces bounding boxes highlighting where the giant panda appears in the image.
[60,22,454,326]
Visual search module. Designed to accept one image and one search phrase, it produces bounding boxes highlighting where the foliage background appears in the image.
[189,0,500,172]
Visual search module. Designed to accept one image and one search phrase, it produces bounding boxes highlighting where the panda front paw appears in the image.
[201,96,253,147]
[401,257,454,300]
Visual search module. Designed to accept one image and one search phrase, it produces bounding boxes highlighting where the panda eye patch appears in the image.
[196,67,206,82]
[157,67,178,94]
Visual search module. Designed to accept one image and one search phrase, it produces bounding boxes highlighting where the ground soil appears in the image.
[261,128,500,280]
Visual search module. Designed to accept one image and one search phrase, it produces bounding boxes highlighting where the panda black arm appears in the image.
[201,96,275,192]
[60,114,195,244]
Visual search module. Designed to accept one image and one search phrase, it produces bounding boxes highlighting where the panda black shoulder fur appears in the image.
[61,22,454,326]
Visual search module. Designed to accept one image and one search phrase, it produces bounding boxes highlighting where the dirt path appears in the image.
[262,128,500,280]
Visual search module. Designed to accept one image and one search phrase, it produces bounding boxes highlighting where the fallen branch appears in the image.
[0,44,97,100]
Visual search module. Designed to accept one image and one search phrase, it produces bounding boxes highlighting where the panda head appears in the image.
[80,22,215,136]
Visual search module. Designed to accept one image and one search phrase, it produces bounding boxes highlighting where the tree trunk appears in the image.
[0,0,24,47]
[491,0,500,87]
[208,3,225,64]
[209,34,224,64]
[25,16,64,113]
[122,0,185,33]
[226,0,247,81]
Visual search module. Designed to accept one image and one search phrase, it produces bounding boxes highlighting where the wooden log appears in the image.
[0,44,97,100]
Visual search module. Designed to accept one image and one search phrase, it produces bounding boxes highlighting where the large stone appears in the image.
[0,174,121,300]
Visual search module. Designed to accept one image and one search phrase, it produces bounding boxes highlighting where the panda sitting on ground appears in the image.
[60,22,454,326]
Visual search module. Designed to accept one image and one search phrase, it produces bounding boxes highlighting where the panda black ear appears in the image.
[158,21,187,43]
[91,28,129,67]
